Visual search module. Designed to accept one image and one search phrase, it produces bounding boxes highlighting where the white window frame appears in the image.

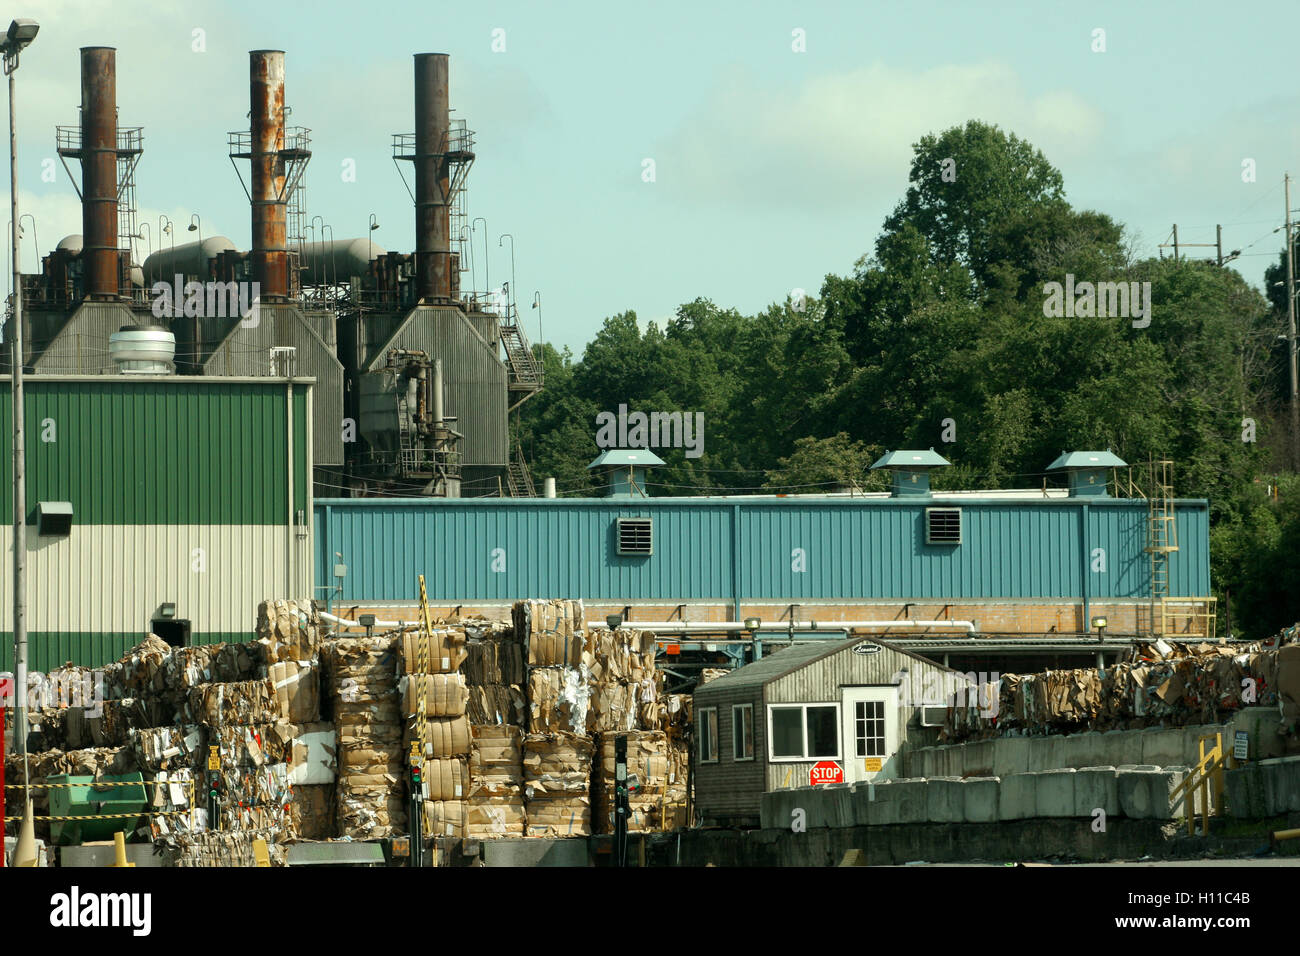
[766,702,842,763]
[732,703,754,761]
[698,707,719,764]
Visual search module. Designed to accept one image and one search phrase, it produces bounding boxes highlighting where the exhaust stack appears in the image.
[250,50,288,298]
[79,47,119,299]
[414,53,451,302]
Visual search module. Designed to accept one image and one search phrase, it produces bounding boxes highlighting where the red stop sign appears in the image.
[810,761,843,785]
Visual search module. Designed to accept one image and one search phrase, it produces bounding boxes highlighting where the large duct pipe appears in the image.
[250,50,288,298]
[413,53,451,302]
[80,47,119,299]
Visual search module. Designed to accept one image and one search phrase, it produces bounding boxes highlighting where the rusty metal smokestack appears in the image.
[81,47,119,299]
[414,53,451,302]
[250,50,288,298]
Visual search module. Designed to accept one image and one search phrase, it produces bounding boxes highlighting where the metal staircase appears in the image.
[499,303,543,411]
[506,440,536,497]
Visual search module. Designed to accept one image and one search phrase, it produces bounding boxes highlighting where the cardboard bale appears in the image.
[290,784,336,840]
[470,723,524,797]
[399,630,469,675]
[467,797,527,838]
[698,668,729,686]
[256,598,324,664]
[421,757,469,801]
[466,684,526,725]
[131,724,205,772]
[524,795,590,838]
[464,632,526,685]
[173,829,287,867]
[593,731,670,834]
[588,678,660,733]
[287,722,337,784]
[335,782,407,839]
[187,679,279,727]
[400,672,469,717]
[99,635,172,700]
[527,667,589,734]
[216,762,294,835]
[268,660,321,722]
[584,628,657,684]
[407,714,472,759]
[514,599,585,667]
[522,732,592,797]
[423,799,467,838]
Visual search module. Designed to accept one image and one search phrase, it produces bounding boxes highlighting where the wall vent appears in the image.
[925,507,961,544]
[616,517,653,555]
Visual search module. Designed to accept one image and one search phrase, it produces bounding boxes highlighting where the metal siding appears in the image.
[203,304,345,467]
[692,685,766,821]
[0,524,305,637]
[29,302,137,374]
[363,306,508,467]
[314,497,1211,603]
[0,379,306,525]
[0,632,254,671]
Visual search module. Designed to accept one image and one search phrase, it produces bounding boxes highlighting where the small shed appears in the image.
[692,635,962,826]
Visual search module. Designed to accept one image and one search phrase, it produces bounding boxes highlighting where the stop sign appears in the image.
[810,761,843,785]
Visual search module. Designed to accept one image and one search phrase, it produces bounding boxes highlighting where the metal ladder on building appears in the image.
[500,304,543,411]
[1146,458,1179,637]
[396,395,417,477]
[505,440,536,497]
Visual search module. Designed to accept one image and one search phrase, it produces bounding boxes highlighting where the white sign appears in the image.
[851,641,881,656]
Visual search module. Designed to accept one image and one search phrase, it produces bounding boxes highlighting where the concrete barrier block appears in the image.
[1102,729,1141,766]
[852,781,892,826]
[927,777,964,823]
[1119,768,1187,820]
[964,740,995,776]
[1027,737,1059,771]
[760,787,802,830]
[892,778,929,824]
[998,772,1036,820]
[991,737,1031,777]
[1073,766,1119,818]
[824,782,855,827]
[961,776,1000,823]
[1140,727,1189,767]
[1224,765,1267,818]
[1035,769,1077,817]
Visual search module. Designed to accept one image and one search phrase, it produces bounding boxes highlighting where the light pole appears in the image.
[132,221,150,263]
[188,213,202,256]
[159,214,173,264]
[472,216,488,306]
[499,234,516,311]
[18,211,33,267]
[531,291,543,349]
[368,213,379,266]
[4,16,38,764]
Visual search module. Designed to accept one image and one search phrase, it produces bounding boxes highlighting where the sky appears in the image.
[9,0,1300,355]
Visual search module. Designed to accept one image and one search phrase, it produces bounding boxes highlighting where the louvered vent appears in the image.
[925,507,961,544]
[616,517,653,555]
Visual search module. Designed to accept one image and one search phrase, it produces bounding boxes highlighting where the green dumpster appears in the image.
[47,773,148,846]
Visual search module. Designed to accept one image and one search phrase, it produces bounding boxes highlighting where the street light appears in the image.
[18,211,34,266]
[368,213,379,265]
[499,234,516,311]
[531,291,543,349]
[132,221,150,262]
[3,15,37,764]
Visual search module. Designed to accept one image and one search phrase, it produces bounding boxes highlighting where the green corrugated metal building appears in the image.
[0,375,313,670]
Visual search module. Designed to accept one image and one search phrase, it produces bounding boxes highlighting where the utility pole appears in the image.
[1172,224,1179,262]
[1216,224,1223,267]
[1287,174,1299,470]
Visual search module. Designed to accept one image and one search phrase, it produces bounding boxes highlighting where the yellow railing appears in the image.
[1169,732,1234,835]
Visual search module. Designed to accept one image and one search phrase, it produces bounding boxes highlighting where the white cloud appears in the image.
[653,60,1105,208]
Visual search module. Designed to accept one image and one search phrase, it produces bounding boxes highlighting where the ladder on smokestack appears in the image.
[506,440,536,497]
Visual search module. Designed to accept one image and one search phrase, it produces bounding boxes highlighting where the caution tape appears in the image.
[30,809,198,822]
[5,780,171,790]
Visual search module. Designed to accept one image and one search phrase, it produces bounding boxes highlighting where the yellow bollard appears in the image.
[252,838,271,867]
[111,830,135,867]
[14,800,38,867]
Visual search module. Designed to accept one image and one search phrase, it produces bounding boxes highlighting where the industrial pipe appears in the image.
[249,50,288,298]
[79,47,118,299]
[589,619,979,634]
[318,610,405,629]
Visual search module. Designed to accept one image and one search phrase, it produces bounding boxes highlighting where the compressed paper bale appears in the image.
[188,679,279,727]
[268,660,321,723]
[173,829,287,867]
[514,599,585,667]
[399,630,469,675]
[423,799,467,837]
[522,732,592,799]
[584,628,658,684]
[130,723,206,772]
[406,714,472,759]
[592,731,671,833]
[420,757,469,801]
[256,599,322,664]
[467,796,527,838]
[470,724,525,798]
[400,673,469,718]
[523,794,590,838]
[466,684,526,726]
[290,784,336,840]
[463,633,527,685]
[527,667,589,734]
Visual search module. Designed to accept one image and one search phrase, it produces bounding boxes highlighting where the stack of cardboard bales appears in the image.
[467,723,526,838]
[398,630,471,838]
[324,636,405,839]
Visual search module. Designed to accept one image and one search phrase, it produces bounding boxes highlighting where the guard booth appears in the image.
[691,635,965,827]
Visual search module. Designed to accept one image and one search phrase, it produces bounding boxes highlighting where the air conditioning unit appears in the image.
[925,507,961,544]
[616,517,653,555]
[919,706,947,727]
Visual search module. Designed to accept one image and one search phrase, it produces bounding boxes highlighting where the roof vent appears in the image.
[109,324,175,374]
[1047,450,1126,497]
[588,448,664,498]
[870,448,951,497]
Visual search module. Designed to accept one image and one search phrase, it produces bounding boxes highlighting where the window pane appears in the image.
[742,707,753,758]
[806,705,838,758]
[771,707,803,758]
[699,711,717,761]
[733,706,752,759]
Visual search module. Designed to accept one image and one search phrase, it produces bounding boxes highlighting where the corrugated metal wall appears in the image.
[363,305,507,467]
[0,378,310,522]
[203,304,344,466]
[315,497,1212,603]
[29,302,137,373]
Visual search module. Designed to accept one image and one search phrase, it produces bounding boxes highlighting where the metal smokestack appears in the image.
[413,53,451,302]
[80,47,119,299]
[250,50,288,298]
